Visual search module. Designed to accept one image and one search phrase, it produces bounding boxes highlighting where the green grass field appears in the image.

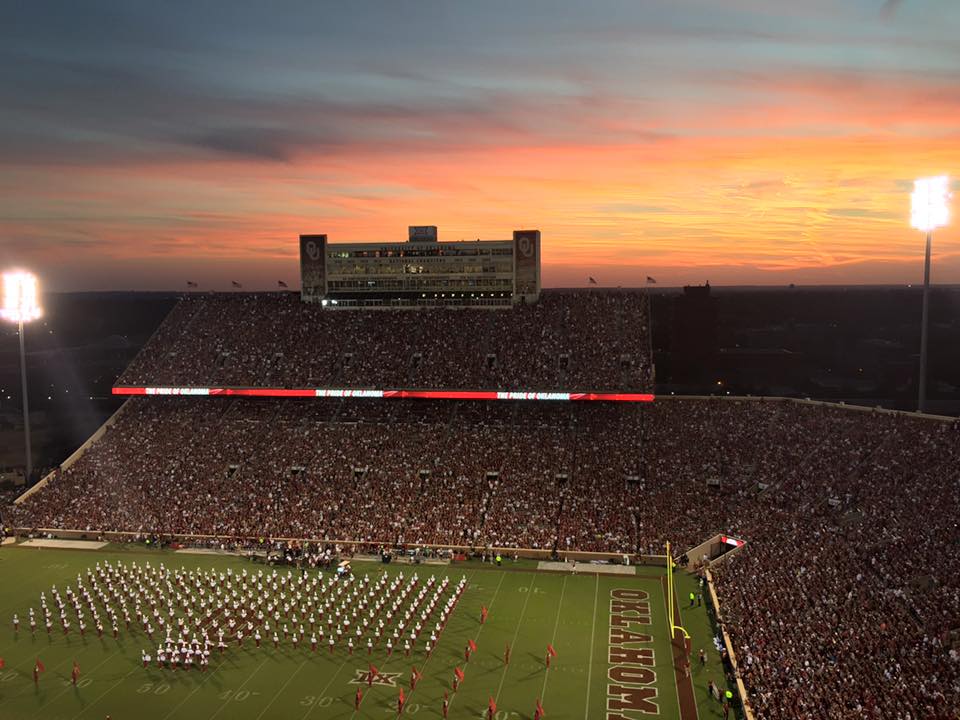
[0,545,730,719]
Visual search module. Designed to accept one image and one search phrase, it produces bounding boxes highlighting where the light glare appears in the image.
[1,271,43,323]
[910,175,950,232]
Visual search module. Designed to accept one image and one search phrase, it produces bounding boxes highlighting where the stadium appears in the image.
[0,228,956,720]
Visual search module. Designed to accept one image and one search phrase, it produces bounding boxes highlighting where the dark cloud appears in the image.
[190,128,306,162]
[880,0,904,20]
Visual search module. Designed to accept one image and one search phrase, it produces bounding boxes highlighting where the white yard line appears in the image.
[584,573,599,720]
[69,665,139,720]
[539,574,567,699]
[32,644,129,710]
[345,568,481,720]
[254,657,310,720]
[445,570,507,714]
[160,656,229,720]
[207,657,267,720]
[312,578,480,720]
[493,573,536,703]
[298,638,376,720]
[471,570,505,646]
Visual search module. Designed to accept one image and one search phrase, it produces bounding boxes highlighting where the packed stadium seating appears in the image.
[10,396,958,717]
[114,291,655,392]
[6,279,960,719]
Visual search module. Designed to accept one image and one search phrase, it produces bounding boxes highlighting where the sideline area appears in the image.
[537,560,636,575]
[18,538,109,550]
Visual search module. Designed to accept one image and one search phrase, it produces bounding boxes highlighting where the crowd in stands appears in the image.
[711,408,960,719]
[4,395,959,716]
[115,291,654,392]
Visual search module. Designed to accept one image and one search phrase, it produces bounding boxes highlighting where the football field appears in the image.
[0,545,730,719]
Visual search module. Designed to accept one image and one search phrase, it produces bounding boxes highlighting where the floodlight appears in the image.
[1,271,43,323]
[911,176,950,413]
[3,270,41,484]
[910,175,950,232]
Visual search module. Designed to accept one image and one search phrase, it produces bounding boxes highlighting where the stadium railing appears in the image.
[655,392,958,422]
[705,568,756,720]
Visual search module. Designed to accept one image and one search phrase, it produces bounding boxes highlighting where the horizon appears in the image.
[34,281,960,295]
[1,1,958,291]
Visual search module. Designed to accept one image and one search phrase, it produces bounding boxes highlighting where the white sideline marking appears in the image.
[671,590,700,720]
[584,574,599,720]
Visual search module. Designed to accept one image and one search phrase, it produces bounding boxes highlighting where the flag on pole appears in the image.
[35,658,45,672]
[488,697,497,713]
[537,697,545,714]
[468,639,477,652]
[399,687,405,704]
[588,276,598,285]
[278,280,288,288]
[231,280,242,288]
[0,658,5,669]
[547,643,557,657]
[454,666,465,681]
[646,276,657,284]
[186,281,198,288]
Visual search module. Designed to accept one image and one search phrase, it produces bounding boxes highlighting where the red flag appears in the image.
[454,666,465,681]
[537,697,545,713]
[35,658,45,673]
[0,658,5,669]
[488,696,497,712]
[547,643,557,657]
[468,639,478,652]
[369,663,379,678]
[399,687,406,703]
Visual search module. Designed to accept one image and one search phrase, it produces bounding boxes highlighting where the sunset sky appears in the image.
[1,0,959,290]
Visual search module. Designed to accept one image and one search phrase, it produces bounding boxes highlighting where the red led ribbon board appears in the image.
[112,386,655,402]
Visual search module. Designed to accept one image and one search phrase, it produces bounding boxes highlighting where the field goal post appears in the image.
[665,541,691,647]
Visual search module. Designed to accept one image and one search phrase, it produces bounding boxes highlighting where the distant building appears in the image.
[670,284,719,383]
[300,226,541,308]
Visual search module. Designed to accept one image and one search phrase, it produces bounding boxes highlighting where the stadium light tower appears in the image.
[910,176,950,413]
[1,271,42,483]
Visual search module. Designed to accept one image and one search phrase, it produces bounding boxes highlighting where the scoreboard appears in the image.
[299,227,540,308]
